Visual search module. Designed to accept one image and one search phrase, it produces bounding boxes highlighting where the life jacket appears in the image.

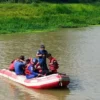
[9,63,14,71]
[8,60,17,71]
[29,57,33,64]
[35,62,43,73]
[25,64,32,75]
[49,57,59,72]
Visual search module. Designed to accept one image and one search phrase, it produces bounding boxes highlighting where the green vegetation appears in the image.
[0,3,100,34]
[0,0,100,3]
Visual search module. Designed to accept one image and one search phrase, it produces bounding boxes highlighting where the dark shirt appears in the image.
[37,49,48,61]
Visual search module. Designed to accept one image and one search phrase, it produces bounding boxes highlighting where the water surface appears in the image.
[0,26,100,100]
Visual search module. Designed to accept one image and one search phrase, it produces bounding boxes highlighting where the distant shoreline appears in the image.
[0,3,100,34]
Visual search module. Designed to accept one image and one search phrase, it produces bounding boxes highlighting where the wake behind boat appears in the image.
[0,69,70,89]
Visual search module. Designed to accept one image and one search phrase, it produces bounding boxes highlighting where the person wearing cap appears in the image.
[36,45,48,74]
[47,53,59,74]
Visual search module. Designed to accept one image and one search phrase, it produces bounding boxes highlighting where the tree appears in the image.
[15,0,18,3]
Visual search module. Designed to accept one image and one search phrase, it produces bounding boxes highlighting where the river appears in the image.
[0,26,100,100]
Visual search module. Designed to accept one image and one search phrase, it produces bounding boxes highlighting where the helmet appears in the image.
[32,58,38,63]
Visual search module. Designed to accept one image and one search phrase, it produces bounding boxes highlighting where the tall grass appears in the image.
[0,3,100,34]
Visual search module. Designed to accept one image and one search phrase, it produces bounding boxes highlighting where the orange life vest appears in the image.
[25,64,31,75]
[9,59,17,71]
[49,57,59,72]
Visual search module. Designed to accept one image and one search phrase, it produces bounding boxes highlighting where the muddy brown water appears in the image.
[0,26,100,100]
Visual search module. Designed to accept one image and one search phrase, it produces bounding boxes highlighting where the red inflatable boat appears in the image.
[0,69,70,89]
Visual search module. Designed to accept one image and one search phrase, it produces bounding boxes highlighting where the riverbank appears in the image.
[0,3,100,34]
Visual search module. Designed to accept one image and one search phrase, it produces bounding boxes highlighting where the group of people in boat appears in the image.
[8,45,59,79]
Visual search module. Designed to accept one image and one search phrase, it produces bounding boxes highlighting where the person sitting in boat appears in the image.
[25,58,42,79]
[28,57,42,73]
[8,57,19,71]
[36,45,49,74]
[33,58,43,74]
[8,59,16,71]
[47,53,59,74]
[14,55,25,75]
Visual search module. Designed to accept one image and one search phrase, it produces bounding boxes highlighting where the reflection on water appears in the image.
[0,78,70,100]
[0,26,100,100]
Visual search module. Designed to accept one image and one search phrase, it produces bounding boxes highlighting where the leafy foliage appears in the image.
[0,3,100,33]
[0,0,100,3]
